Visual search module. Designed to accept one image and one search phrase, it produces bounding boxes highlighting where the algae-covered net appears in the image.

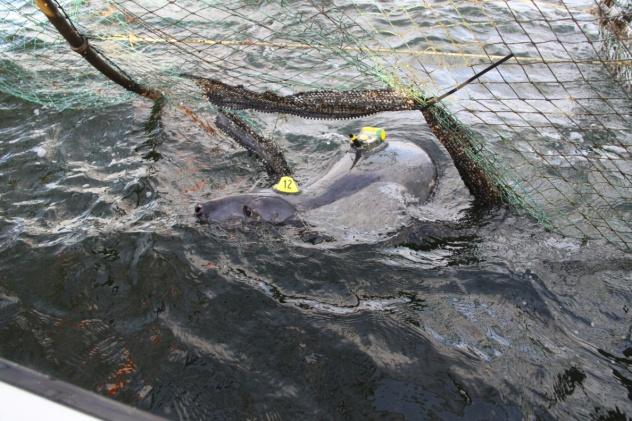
[1,0,631,250]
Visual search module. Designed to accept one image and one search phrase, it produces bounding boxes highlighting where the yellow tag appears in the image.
[35,0,55,17]
[350,127,387,146]
[360,127,387,141]
[273,176,300,194]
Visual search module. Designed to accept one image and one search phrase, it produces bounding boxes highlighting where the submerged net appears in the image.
[1,0,631,250]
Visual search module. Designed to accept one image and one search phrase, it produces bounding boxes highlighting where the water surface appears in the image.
[1,1,632,419]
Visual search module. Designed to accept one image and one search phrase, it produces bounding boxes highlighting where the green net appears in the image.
[1,0,631,250]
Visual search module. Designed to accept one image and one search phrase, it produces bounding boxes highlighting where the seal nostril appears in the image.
[194,204,202,214]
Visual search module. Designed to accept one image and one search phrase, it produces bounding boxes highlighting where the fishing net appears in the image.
[1,0,631,250]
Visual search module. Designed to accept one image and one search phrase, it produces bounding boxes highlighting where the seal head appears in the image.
[195,194,298,225]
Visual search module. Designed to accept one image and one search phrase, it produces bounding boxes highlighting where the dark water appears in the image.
[0,90,631,421]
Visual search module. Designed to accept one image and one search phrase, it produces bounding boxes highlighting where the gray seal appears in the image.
[195,140,436,236]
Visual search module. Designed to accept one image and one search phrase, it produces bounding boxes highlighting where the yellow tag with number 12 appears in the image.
[273,176,300,194]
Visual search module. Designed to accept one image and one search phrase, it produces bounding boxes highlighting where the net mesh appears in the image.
[1,0,631,250]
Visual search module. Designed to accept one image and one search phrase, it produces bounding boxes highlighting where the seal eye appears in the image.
[243,205,253,218]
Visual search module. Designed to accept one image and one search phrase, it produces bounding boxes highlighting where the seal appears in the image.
[195,140,436,241]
